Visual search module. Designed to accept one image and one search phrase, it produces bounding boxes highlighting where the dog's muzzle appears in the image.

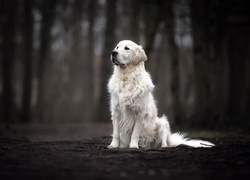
[111,51,125,68]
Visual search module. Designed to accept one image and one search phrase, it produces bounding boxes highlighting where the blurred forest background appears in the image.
[0,0,249,132]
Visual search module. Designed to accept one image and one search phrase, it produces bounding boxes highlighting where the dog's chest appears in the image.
[120,77,130,89]
[119,76,138,93]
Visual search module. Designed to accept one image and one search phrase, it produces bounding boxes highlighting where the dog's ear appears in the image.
[133,45,147,65]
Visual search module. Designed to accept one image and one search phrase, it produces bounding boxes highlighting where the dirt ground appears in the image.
[0,124,249,179]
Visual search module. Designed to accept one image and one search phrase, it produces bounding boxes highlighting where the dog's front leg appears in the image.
[120,133,130,148]
[108,119,120,149]
[129,121,140,148]
[108,95,120,149]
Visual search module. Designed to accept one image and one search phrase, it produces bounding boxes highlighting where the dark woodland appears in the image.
[0,0,250,179]
[0,0,249,131]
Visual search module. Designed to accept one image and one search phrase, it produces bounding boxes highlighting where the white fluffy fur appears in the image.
[107,40,215,149]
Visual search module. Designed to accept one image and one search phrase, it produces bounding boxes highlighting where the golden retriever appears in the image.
[107,40,214,149]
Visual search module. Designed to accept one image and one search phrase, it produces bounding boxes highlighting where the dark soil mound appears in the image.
[0,136,249,179]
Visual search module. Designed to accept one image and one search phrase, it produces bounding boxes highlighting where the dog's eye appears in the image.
[125,46,130,50]
[116,46,119,49]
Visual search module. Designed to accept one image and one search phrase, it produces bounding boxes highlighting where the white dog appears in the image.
[107,40,214,149]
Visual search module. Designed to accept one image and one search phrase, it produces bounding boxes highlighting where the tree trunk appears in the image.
[143,1,162,76]
[21,0,33,123]
[36,0,57,122]
[190,0,228,128]
[163,0,182,126]
[0,0,17,123]
[86,0,97,121]
[228,29,250,129]
[121,0,141,42]
[97,0,117,122]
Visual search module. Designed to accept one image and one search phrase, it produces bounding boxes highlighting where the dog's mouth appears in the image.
[111,57,126,68]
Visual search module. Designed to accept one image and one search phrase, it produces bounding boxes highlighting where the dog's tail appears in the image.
[167,132,215,148]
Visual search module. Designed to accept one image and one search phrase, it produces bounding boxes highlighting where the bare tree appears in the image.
[86,0,98,121]
[120,0,141,42]
[97,0,118,122]
[36,0,58,122]
[21,0,34,123]
[0,0,18,123]
[143,1,162,76]
[164,0,182,125]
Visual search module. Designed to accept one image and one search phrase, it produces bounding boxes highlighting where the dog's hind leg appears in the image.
[157,116,171,148]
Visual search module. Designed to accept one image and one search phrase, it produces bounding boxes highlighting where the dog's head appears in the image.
[111,40,147,68]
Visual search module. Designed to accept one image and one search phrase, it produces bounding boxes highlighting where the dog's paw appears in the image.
[161,142,168,148]
[129,142,139,149]
[130,146,139,149]
[107,145,118,149]
[107,142,119,149]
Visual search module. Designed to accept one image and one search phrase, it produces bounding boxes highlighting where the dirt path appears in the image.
[0,135,249,179]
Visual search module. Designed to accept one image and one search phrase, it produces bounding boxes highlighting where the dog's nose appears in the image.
[111,51,118,56]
